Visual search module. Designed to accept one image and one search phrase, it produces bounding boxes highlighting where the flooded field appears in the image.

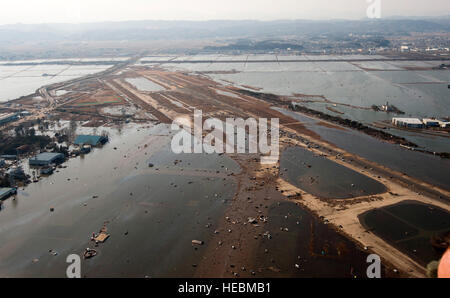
[0,124,239,277]
[160,56,448,119]
[359,201,450,266]
[280,146,387,199]
[157,55,450,153]
[0,64,112,102]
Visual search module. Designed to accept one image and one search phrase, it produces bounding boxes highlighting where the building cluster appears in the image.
[390,34,450,56]
[0,134,109,203]
[392,117,450,129]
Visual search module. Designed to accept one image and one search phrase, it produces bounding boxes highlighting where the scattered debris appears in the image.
[84,248,97,259]
[192,240,204,245]
[248,217,258,224]
[91,224,110,243]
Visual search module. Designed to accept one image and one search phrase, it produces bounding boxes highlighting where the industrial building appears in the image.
[392,118,424,129]
[438,120,450,128]
[74,135,108,147]
[0,188,17,200]
[0,113,19,125]
[29,152,65,166]
[422,118,440,127]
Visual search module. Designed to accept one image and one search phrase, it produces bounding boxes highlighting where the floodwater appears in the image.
[275,108,450,192]
[207,68,450,118]
[295,101,450,153]
[125,77,166,92]
[0,64,111,102]
[0,123,239,277]
[359,201,450,266]
[251,201,384,278]
[280,147,387,199]
[159,55,450,153]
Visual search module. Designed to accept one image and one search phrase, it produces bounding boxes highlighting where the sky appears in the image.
[0,0,448,25]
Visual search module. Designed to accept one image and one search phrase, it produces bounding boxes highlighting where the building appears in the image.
[7,166,26,179]
[29,152,65,166]
[0,155,17,160]
[19,111,31,116]
[74,135,108,147]
[439,120,450,128]
[0,113,19,125]
[392,118,424,129]
[400,45,410,52]
[0,188,17,200]
[422,118,440,127]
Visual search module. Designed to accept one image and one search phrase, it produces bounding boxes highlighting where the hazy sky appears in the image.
[0,0,448,25]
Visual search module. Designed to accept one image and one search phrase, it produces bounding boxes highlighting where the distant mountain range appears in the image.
[1,18,449,43]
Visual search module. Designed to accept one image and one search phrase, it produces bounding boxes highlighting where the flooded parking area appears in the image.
[359,201,450,266]
[280,146,387,199]
[0,123,239,277]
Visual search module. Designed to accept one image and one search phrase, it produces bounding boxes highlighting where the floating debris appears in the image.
[84,248,97,259]
[192,240,204,245]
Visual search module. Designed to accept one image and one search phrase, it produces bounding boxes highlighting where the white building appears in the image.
[438,120,450,128]
[422,118,440,127]
[392,118,424,129]
[400,45,410,52]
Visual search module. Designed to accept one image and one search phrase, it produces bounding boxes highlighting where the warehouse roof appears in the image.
[74,135,107,146]
[0,188,15,199]
[423,118,439,123]
[392,118,423,125]
[29,152,64,162]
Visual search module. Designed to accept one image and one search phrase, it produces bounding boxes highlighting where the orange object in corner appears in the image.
[438,248,450,278]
